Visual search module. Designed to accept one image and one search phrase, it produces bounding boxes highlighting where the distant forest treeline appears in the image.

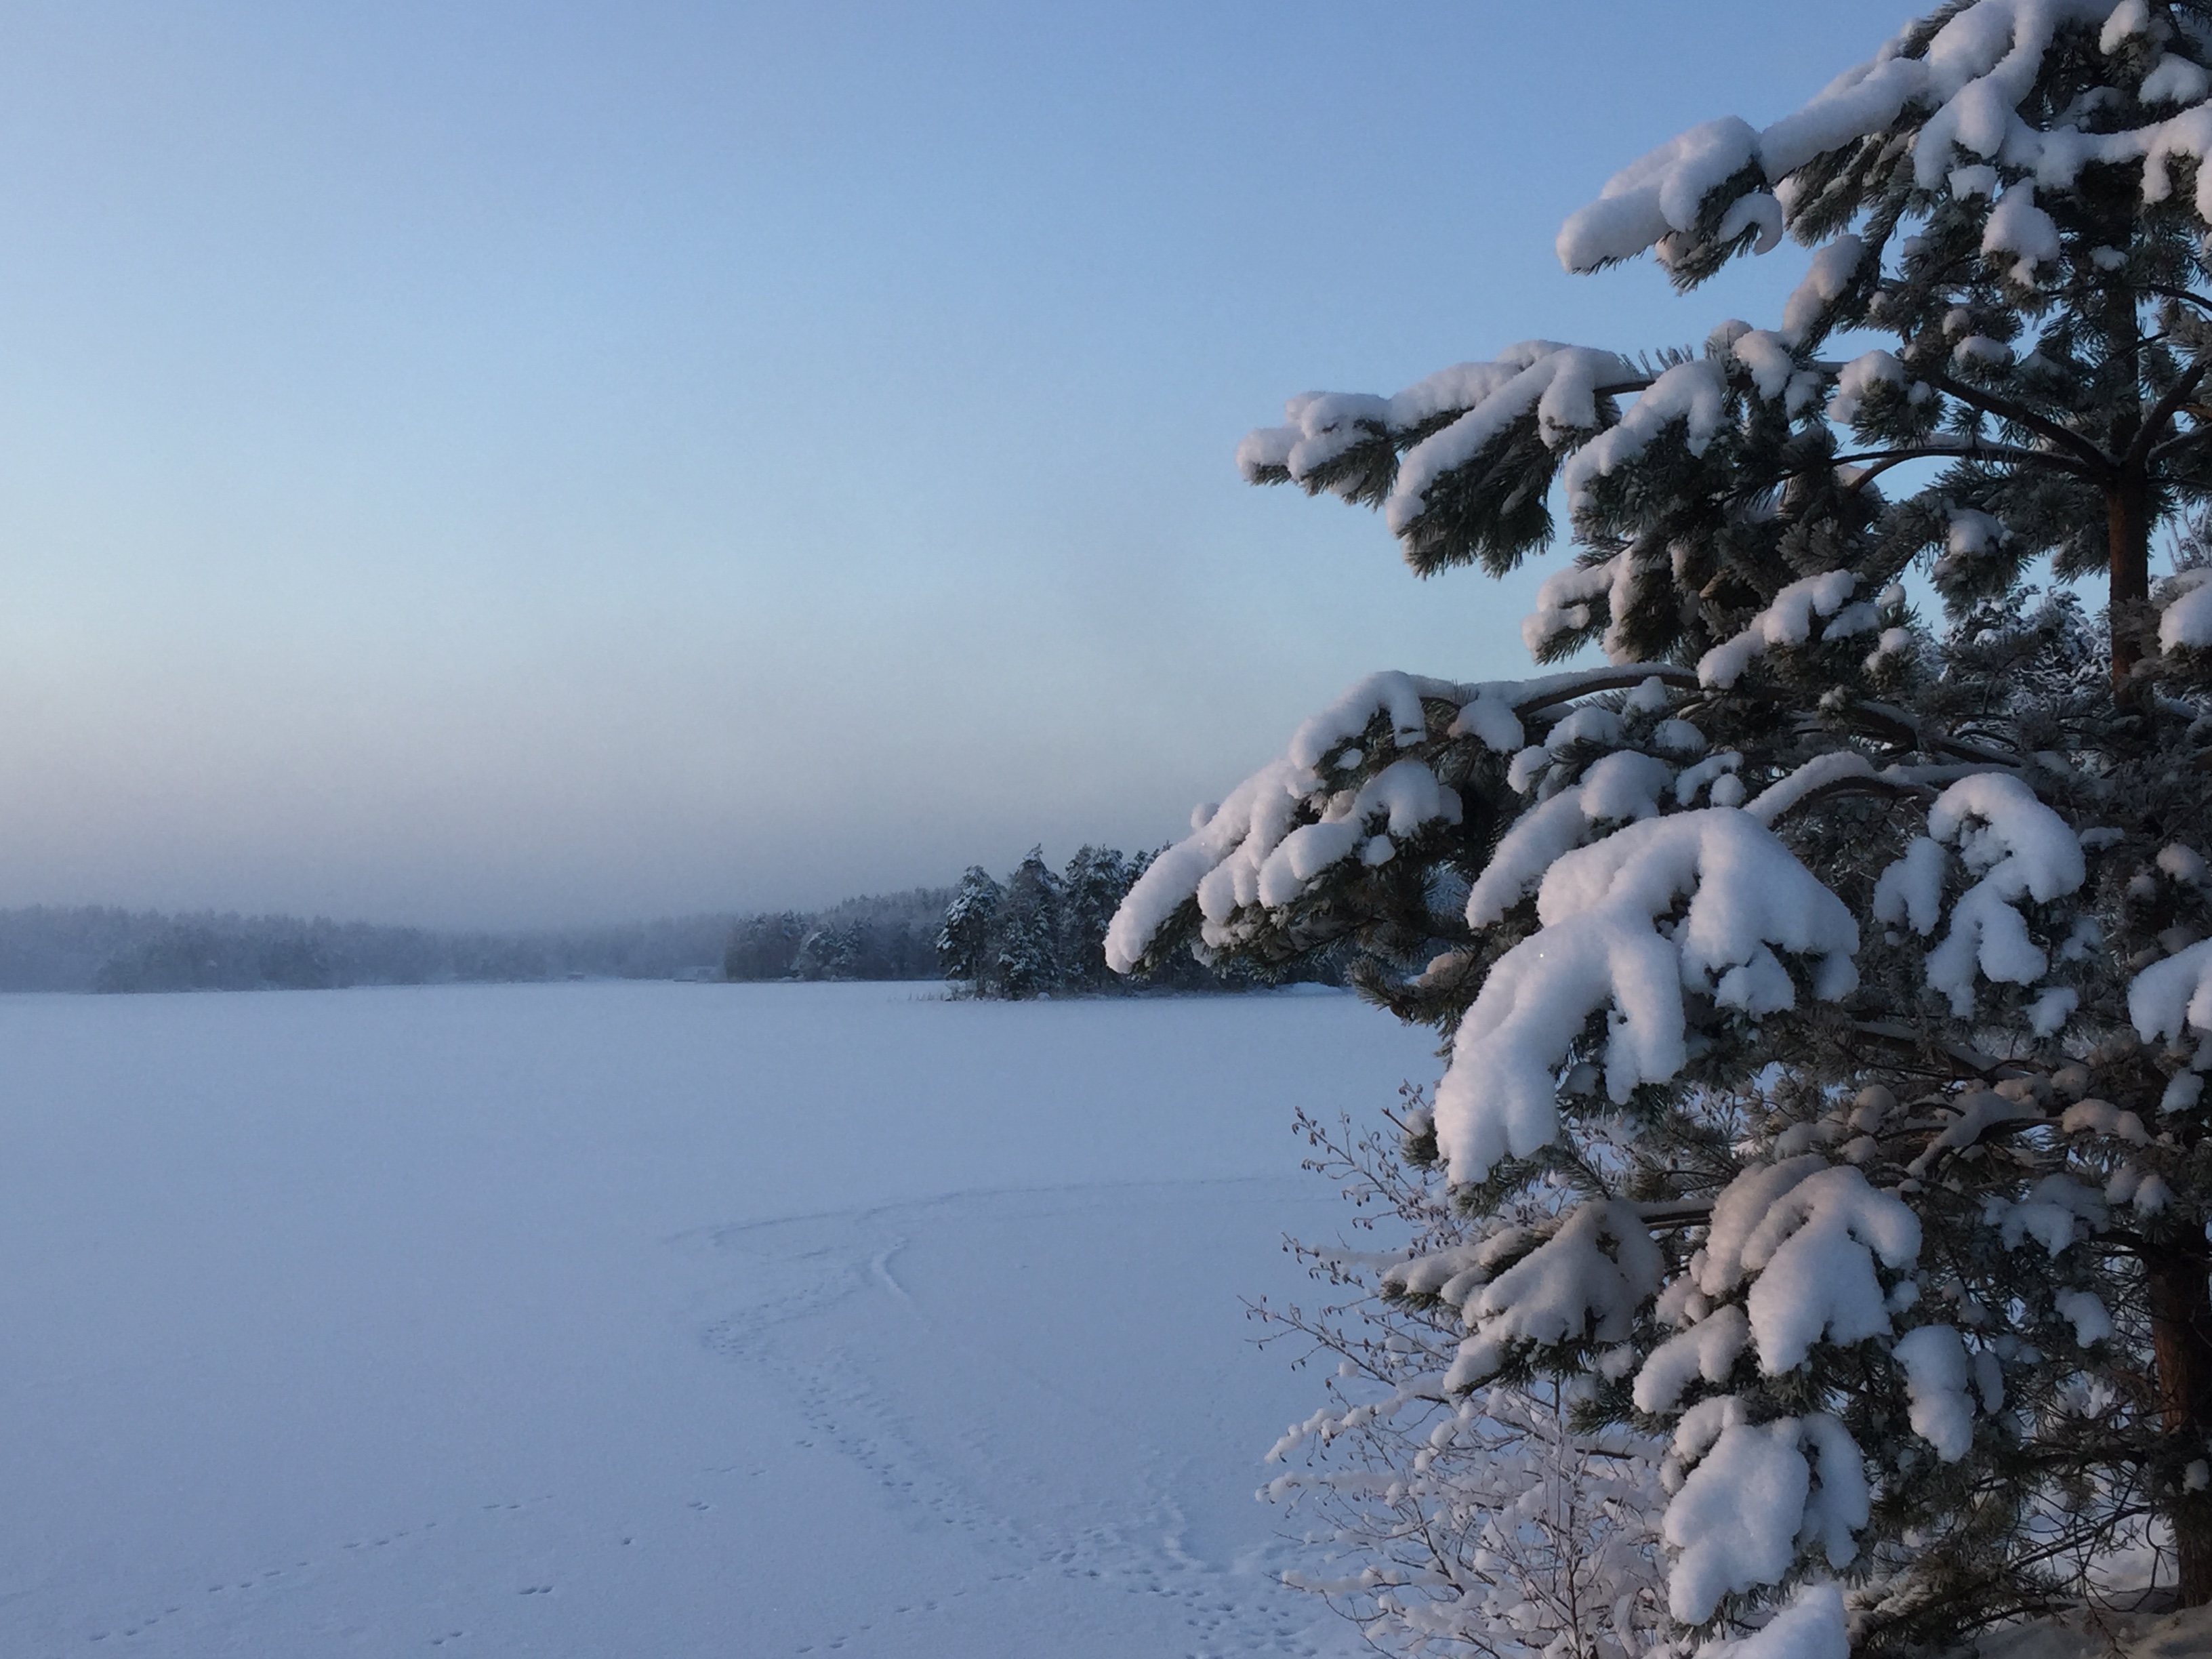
[0,898,944,994]
[720,887,951,983]
[0,847,1334,997]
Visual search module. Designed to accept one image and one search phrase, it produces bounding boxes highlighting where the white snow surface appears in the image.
[0,981,1441,1658]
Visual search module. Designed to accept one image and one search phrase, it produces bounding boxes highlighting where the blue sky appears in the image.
[0,1,1918,926]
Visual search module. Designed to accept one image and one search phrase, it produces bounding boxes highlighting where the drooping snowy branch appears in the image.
[1435,811,1858,1183]
[1106,667,1689,972]
[1558,0,2212,275]
[1444,1199,1664,1387]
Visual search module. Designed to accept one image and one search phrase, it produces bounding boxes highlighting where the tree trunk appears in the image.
[2148,1246,2212,1604]
[2110,472,2152,693]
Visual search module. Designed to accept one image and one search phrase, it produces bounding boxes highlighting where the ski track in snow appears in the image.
[695,1183,1357,1657]
[0,981,1431,1657]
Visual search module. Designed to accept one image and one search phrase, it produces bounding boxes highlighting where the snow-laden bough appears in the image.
[1435,811,1859,1183]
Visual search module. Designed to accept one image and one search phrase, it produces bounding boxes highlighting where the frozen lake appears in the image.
[0,981,1438,1657]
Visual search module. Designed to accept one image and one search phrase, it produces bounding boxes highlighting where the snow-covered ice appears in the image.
[0,980,1438,1657]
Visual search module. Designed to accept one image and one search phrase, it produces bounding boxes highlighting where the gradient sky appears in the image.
[0,1,1920,927]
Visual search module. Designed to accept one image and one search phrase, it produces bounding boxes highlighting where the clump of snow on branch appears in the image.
[1555,117,1763,274]
[2054,1289,2115,1345]
[1447,1200,1665,1387]
[1664,1409,1871,1626]
[1237,344,1643,540]
[1779,237,1866,346]
[1435,812,1858,1183]
[2158,570,2212,653]
[1738,1168,1919,1372]
[1919,773,2085,1016]
[1743,752,1876,827]
[1561,360,1729,507]
[1695,1158,1921,1373]
[1873,836,1948,936]
[2129,935,2212,1045]
[1892,1324,1981,1461]
[1104,672,1469,972]
[1982,184,2062,284]
[1463,751,1672,926]
[1697,1582,1850,1659]
[1699,573,1859,689]
[1287,670,1436,768]
[1826,352,1910,426]
[1524,552,1637,660]
[1984,1172,2104,1253]
[1635,1304,1751,1413]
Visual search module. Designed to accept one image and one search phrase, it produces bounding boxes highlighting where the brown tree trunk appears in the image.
[2148,1246,2212,1604]
[2110,473,2152,693]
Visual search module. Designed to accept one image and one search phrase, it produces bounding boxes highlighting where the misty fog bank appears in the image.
[0,893,953,994]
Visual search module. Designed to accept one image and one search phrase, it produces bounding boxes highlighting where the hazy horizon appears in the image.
[0,0,1919,930]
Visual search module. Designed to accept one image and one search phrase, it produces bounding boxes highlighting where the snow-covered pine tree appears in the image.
[936,865,1004,986]
[1109,4,2212,1654]
[791,922,861,981]
[992,847,1063,1000]
[726,910,811,981]
[1058,844,1136,990]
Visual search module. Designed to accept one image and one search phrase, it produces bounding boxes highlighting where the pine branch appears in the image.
[2125,354,2212,472]
[1918,371,2112,472]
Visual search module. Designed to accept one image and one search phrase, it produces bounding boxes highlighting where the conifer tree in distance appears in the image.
[1059,844,1134,990]
[1111,5,2212,1652]
[993,846,1063,1000]
[936,866,1002,987]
